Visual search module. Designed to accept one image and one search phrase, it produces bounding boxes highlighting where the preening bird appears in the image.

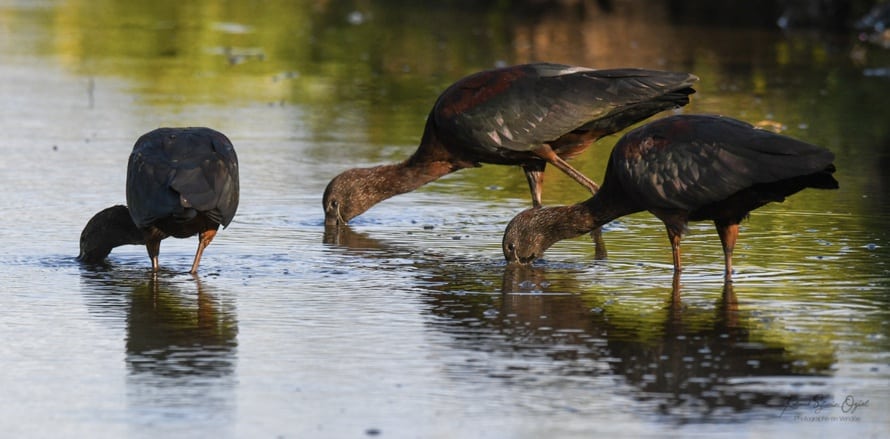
[323,63,698,245]
[78,127,239,273]
[502,114,839,281]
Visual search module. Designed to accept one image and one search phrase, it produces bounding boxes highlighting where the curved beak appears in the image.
[324,205,345,227]
[503,242,536,266]
[506,255,536,266]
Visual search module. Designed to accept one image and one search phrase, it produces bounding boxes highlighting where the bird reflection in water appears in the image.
[122,274,239,427]
[79,268,238,424]
[322,224,386,251]
[126,275,238,378]
[427,266,835,421]
[321,222,835,420]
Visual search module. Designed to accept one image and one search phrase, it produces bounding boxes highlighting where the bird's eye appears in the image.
[506,243,515,251]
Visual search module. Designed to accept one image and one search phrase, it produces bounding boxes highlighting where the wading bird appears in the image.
[323,63,697,254]
[79,127,239,273]
[502,114,838,281]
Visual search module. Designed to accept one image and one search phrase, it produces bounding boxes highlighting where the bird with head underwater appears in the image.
[323,63,698,256]
[502,114,838,282]
[78,127,239,273]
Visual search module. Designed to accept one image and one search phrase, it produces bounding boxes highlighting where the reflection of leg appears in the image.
[671,271,681,299]
[189,229,218,274]
[667,270,682,322]
[721,282,739,328]
[591,228,607,260]
[194,275,217,329]
[149,271,160,307]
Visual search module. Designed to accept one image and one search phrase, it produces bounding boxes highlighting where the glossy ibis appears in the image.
[502,114,838,281]
[78,127,239,273]
[323,62,698,254]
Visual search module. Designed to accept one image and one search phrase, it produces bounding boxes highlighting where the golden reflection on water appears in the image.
[9,0,889,219]
[5,0,886,359]
[423,264,833,420]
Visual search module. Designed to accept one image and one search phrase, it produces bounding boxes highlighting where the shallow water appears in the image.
[1,1,889,437]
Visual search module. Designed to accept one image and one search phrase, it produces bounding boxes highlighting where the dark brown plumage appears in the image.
[323,63,698,230]
[78,127,239,273]
[502,114,839,281]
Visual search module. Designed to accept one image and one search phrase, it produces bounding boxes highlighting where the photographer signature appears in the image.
[781,394,869,417]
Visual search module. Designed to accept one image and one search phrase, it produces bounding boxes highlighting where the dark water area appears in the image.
[1,0,888,437]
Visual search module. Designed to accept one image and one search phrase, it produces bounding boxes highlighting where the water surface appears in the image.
[1,1,888,437]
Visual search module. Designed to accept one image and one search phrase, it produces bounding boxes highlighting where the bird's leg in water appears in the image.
[715,222,739,282]
[189,229,218,274]
[665,226,684,274]
[521,163,546,207]
[591,229,607,259]
[146,239,161,272]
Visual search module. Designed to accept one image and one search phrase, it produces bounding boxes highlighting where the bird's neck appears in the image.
[518,177,637,246]
[335,114,482,223]
[370,125,476,200]
[368,158,462,200]
[543,203,602,242]
[104,207,146,246]
[574,183,642,232]
[411,115,478,169]
[78,205,145,262]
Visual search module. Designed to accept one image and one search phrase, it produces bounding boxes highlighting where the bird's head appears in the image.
[323,167,385,226]
[503,206,581,264]
[78,205,144,263]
